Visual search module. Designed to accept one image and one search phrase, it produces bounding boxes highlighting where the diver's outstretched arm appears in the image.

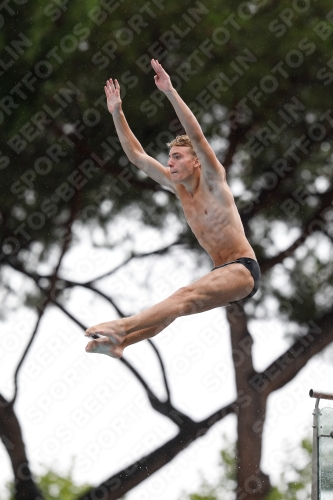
[105,78,175,190]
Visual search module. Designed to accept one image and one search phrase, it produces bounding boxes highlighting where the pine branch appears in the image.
[255,308,333,396]
[260,185,333,273]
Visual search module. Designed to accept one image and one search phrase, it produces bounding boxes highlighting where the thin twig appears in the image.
[54,301,161,402]
[86,237,185,284]
[63,280,126,317]
[147,340,171,402]
[6,260,174,406]
[11,310,45,405]
[54,299,192,426]
[9,188,81,405]
[260,185,333,274]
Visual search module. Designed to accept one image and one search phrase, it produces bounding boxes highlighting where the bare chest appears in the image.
[179,187,229,239]
[175,179,253,263]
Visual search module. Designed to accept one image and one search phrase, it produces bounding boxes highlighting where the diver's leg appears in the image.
[85,263,254,345]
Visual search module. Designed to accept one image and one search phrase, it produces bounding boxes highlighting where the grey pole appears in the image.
[309,388,333,500]
[310,393,320,500]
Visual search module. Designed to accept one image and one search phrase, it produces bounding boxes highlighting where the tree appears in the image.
[1,467,91,500]
[180,438,312,500]
[1,0,333,499]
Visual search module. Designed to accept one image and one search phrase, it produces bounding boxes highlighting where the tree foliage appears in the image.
[1,0,333,499]
[1,467,92,500]
[180,438,312,500]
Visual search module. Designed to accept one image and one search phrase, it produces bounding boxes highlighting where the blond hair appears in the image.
[167,135,197,157]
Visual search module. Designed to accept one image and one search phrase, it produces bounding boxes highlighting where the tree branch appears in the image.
[6,236,185,289]
[240,129,328,225]
[0,394,43,499]
[51,122,165,194]
[8,188,80,405]
[260,185,333,273]
[86,237,185,284]
[120,356,192,427]
[223,124,252,173]
[147,339,171,402]
[53,299,192,427]
[11,311,45,405]
[5,255,176,411]
[255,308,333,396]
[77,402,236,500]
[63,279,126,317]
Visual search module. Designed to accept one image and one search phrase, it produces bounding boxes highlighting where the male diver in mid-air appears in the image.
[84,59,260,358]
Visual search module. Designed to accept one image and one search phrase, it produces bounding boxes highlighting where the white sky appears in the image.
[1,222,333,500]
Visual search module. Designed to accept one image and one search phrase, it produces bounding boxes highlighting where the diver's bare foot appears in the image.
[85,319,126,345]
[85,337,124,358]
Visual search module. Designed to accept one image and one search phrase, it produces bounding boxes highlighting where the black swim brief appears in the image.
[211,257,261,303]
